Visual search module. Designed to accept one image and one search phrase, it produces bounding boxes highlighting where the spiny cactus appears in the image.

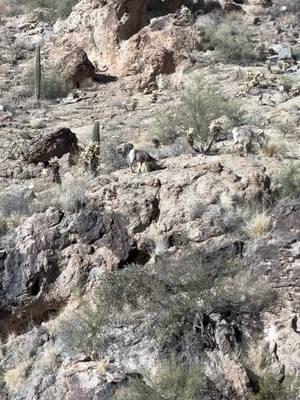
[35,43,41,106]
[49,157,61,185]
[80,143,100,177]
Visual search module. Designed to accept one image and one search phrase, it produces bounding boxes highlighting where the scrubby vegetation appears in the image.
[113,358,218,400]
[205,14,263,64]
[0,0,79,18]
[274,162,300,198]
[154,73,242,153]
[23,64,70,100]
[58,254,276,357]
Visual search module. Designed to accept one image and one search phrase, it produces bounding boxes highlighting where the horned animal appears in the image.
[232,126,265,156]
[118,143,157,173]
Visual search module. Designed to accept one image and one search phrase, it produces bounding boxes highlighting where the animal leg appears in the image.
[138,162,142,174]
[129,161,134,173]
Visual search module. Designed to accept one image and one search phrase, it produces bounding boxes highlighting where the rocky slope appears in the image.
[0,0,300,399]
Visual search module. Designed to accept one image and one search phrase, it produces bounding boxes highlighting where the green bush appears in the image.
[273,162,300,198]
[251,374,299,400]
[113,358,216,400]
[154,74,242,153]
[205,14,261,64]
[23,64,70,100]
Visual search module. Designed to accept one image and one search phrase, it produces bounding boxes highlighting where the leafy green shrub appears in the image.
[154,73,242,153]
[251,374,299,400]
[273,162,300,198]
[23,64,70,100]
[113,358,217,400]
[205,14,261,64]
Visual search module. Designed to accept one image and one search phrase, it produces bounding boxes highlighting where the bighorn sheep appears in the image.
[232,126,265,155]
[118,143,158,173]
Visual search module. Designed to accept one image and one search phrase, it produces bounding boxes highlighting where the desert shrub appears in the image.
[246,210,271,238]
[56,301,107,354]
[113,358,217,400]
[251,374,299,400]
[58,253,276,356]
[205,14,261,64]
[273,162,300,198]
[0,189,32,232]
[23,64,70,100]
[3,358,30,393]
[260,137,287,159]
[19,0,79,18]
[154,74,242,153]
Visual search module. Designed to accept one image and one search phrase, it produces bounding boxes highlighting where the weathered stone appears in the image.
[25,128,79,165]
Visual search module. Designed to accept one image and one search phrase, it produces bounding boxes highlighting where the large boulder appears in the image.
[25,128,79,165]
[50,0,205,89]
[60,48,96,88]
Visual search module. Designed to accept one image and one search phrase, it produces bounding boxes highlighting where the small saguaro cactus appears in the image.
[35,43,41,106]
[92,120,100,150]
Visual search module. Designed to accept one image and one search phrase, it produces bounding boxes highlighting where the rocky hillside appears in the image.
[0,0,300,399]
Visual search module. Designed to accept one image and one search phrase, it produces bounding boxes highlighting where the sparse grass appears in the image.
[219,191,234,209]
[260,137,288,159]
[205,14,261,64]
[251,374,300,400]
[36,349,60,373]
[273,162,300,199]
[244,342,300,399]
[275,118,297,138]
[0,189,33,233]
[245,210,271,238]
[113,358,213,400]
[23,64,70,100]
[32,171,91,213]
[3,359,30,394]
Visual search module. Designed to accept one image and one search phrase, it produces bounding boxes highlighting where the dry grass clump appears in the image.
[3,359,30,393]
[245,210,271,238]
[219,191,234,209]
[260,137,288,159]
[36,349,60,372]
[113,358,209,400]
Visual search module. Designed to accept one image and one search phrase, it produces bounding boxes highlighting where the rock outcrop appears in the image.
[25,128,79,165]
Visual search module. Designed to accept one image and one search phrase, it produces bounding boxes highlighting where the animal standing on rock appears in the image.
[232,126,265,156]
[118,143,158,173]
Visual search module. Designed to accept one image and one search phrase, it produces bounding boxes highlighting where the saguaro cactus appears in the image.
[92,120,100,150]
[35,43,41,105]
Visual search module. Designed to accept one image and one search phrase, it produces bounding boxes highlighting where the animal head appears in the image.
[117,143,134,157]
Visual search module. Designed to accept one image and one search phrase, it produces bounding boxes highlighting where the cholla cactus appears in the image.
[179,5,192,20]
[209,118,224,138]
[243,70,266,93]
[122,98,138,112]
[49,157,61,185]
[80,143,100,177]
[278,60,291,72]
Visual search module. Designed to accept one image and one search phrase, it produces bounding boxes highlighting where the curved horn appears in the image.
[98,65,108,73]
